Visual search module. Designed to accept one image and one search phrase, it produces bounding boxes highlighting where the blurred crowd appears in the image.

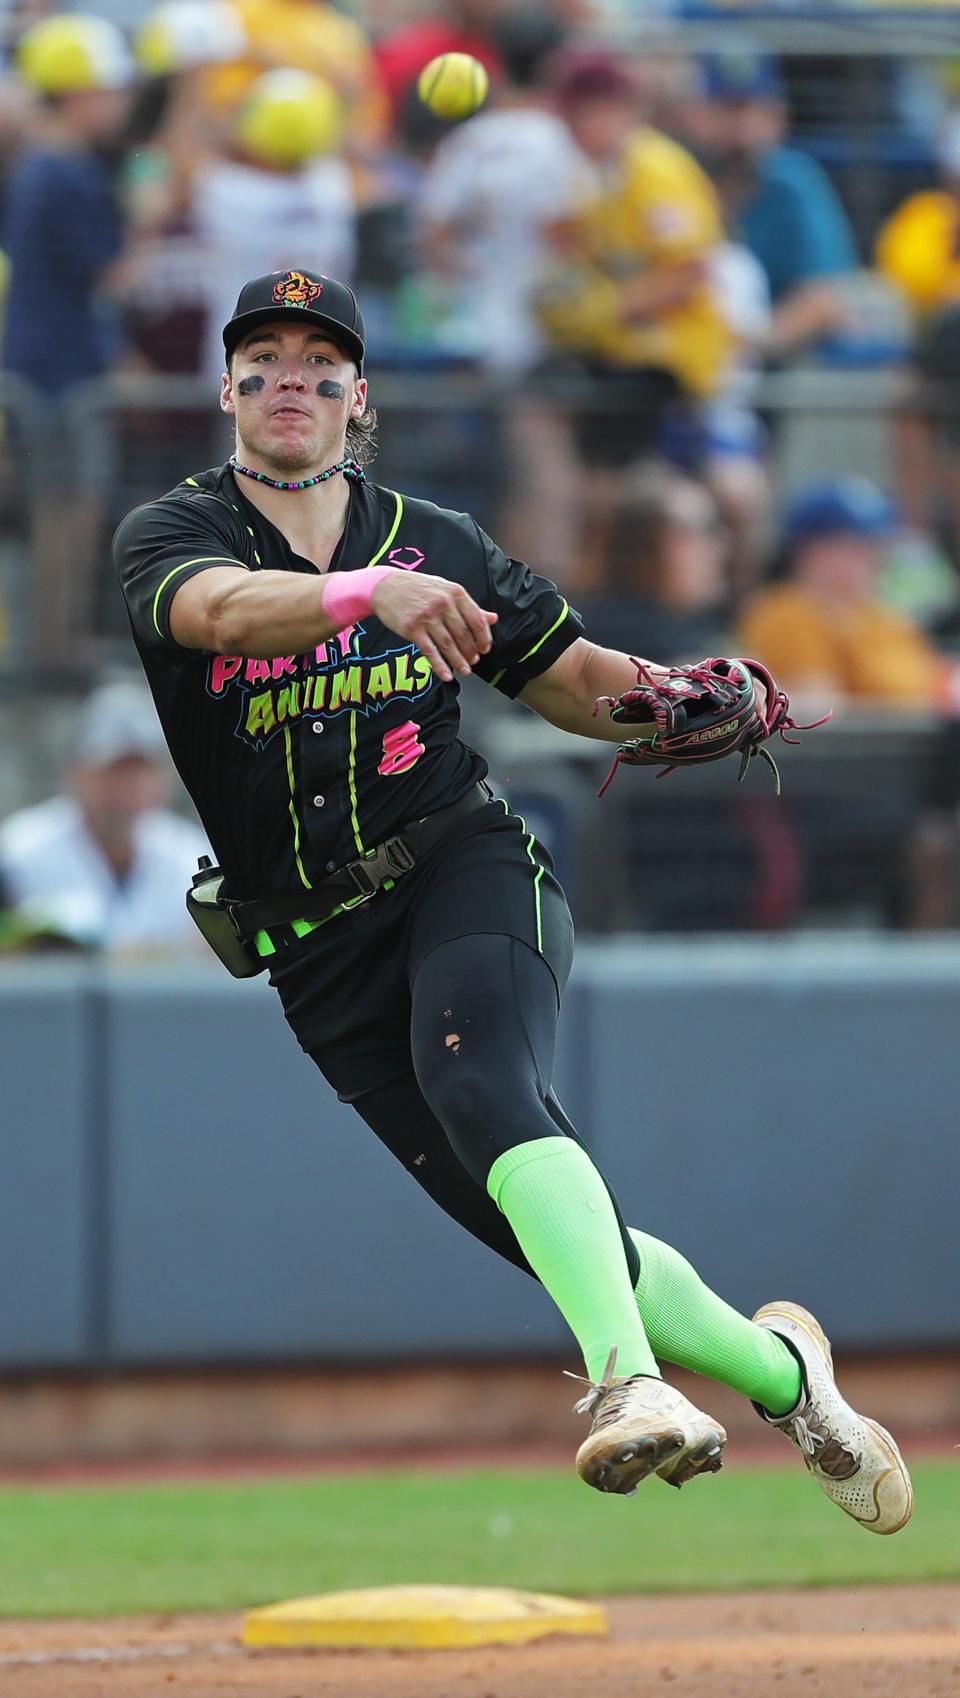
[3,0,960,941]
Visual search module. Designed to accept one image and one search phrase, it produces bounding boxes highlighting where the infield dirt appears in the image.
[1,1584,957,1698]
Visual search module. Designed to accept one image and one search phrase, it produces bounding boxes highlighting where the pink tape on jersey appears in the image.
[321,565,392,627]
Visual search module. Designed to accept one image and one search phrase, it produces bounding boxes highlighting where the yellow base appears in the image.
[242,1583,609,1650]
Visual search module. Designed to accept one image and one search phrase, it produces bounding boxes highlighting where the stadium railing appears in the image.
[0,370,952,934]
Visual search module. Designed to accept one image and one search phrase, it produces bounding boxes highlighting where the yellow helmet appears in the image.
[234,69,342,170]
[17,14,135,94]
[136,1,246,77]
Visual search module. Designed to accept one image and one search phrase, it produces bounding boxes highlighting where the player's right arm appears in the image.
[169,565,496,678]
[114,501,494,678]
[169,564,340,657]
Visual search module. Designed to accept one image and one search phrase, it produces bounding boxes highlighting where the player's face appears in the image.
[221,323,367,475]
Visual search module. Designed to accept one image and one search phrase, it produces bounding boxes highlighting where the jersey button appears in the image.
[312,721,324,734]
[312,795,325,808]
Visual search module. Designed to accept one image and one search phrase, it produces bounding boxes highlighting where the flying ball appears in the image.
[417,52,488,122]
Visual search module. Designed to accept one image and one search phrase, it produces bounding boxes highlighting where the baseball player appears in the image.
[114,268,912,1530]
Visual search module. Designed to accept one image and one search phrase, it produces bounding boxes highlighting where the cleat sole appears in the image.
[657,1429,727,1488]
[584,1427,726,1496]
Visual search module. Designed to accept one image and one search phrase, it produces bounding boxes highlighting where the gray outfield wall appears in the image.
[1,937,958,1370]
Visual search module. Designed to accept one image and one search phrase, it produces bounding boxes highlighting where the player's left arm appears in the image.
[519,639,666,743]
[522,640,770,742]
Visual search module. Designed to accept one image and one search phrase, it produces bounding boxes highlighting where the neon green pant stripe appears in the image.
[494,797,544,955]
[528,851,545,954]
[283,726,312,890]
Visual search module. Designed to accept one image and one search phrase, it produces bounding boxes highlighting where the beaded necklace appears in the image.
[229,455,365,491]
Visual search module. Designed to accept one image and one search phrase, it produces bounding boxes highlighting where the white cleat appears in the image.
[752,1301,914,1536]
[571,1349,726,1496]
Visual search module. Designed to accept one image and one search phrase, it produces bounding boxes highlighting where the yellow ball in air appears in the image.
[417,52,489,122]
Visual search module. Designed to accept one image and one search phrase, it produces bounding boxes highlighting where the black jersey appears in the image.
[113,462,583,899]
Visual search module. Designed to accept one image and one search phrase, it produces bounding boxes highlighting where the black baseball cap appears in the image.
[222,268,365,372]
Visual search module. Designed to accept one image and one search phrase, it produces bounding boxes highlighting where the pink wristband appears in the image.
[321,565,392,627]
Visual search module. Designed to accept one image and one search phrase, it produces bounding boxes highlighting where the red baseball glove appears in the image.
[594,656,830,796]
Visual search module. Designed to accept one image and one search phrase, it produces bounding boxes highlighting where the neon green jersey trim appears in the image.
[329,491,403,859]
[283,725,313,890]
[347,711,366,855]
[488,599,569,690]
[367,490,404,566]
[151,556,247,637]
[261,490,405,930]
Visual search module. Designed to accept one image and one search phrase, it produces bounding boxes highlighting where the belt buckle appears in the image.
[345,835,415,901]
[381,835,416,876]
[344,861,379,901]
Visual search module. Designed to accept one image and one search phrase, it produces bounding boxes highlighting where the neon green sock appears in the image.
[628,1228,802,1415]
[487,1138,660,1383]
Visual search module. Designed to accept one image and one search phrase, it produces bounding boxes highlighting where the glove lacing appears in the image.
[595,657,831,796]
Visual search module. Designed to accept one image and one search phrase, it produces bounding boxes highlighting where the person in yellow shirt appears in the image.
[538,52,730,413]
[523,52,730,585]
[876,114,960,318]
[201,0,385,149]
[739,477,947,708]
[875,112,960,559]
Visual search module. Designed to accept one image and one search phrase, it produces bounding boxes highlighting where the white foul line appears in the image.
[0,1641,242,1668]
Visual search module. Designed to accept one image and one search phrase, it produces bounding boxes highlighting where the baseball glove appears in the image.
[594,656,829,796]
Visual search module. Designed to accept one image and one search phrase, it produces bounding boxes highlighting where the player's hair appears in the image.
[346,407,378,466]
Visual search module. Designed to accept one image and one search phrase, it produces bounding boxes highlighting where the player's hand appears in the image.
[371,571,498,683]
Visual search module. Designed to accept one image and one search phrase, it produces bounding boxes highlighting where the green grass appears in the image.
[0,1461,956,1618]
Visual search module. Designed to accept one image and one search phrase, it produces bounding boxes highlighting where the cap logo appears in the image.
[272,270,322,308]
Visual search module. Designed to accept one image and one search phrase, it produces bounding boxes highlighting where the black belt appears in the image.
[231,782,492,941]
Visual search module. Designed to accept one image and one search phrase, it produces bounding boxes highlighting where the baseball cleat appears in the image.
[570,1349,726,1496]
[752,1300,914,1535]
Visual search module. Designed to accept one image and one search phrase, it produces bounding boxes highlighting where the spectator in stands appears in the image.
[417,9,578,375]
[875,111,960,565]
[0,680,209,956]
[676,46,858,360]
[4,16,134,399]
[202,0,385,151]
[113,2,251,498]
[126,0,249,378]
[5,15,137,662]
[898,711,960,929]
[529,50,730,584]
[413,11,585,547]
[739,477,949,709]
[191,68,356,381]
[685,237,773,605]
[575,467,732,661]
